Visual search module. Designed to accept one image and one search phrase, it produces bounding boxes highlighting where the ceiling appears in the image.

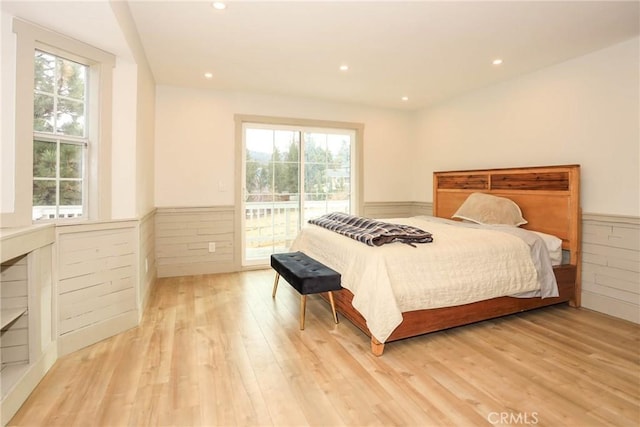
[3,1,639,111]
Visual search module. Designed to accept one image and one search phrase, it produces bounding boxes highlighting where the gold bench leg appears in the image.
[300,295,307,330]
[328,291,339,324]
[272,272,280,298]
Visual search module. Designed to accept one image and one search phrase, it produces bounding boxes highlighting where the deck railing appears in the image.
[33,205,83,221]
[244,200,348,260]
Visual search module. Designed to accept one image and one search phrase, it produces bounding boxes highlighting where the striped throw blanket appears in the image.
[308,212,433,247]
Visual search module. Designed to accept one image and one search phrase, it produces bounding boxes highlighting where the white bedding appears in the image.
[289,215,558,343]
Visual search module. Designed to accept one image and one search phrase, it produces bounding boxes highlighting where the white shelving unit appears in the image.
[1,309,27,330]
[1,253,30,405]
[1,224,56,426]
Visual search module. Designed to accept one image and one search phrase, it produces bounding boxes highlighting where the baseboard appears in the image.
[581,290,639,324]
[57,310,139,357]
[157,262,236,278]
[1,341,57,426]
[138,270,157,322]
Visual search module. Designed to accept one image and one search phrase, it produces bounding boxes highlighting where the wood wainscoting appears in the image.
[155,206,236,278]
[581,213,639,323]
[362,201,433,219]
[55,221,140,356]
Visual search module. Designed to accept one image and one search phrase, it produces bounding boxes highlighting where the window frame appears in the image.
[32,48,90,221]
[234,114,364,269]
[3,18,114,227]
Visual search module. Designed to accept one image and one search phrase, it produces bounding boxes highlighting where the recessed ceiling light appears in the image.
[401,96,409,101]
[492,58,503,66]
[339,64,349,71]
[204,72,213,79]
[212,2,226,10]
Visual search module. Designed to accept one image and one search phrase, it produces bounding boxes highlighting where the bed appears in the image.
[290,165,581,356]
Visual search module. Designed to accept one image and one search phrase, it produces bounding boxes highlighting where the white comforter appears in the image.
[290,215,558,343]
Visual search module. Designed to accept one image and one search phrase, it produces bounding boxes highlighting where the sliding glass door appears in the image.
[242,123,355,265]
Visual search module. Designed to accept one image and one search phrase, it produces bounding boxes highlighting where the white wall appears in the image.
[135,64,155,217]
[155,87,414,207]
[110,0,155,219]
[156,33,639,216]
[111,58,138,219]
[1,11,17,215]
[110,53,156,220]
[412,37,640,217]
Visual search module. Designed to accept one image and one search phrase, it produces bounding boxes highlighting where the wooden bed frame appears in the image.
[322,165,581,356]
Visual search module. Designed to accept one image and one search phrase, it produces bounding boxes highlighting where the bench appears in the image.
[270,251,342,330]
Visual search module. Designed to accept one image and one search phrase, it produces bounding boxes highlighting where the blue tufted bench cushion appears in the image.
[270,251,342,295]
[270,251,342,329]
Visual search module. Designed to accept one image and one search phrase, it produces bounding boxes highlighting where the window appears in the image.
[235,115,364,266]
[32,50,88,220]
[2,18,114,227]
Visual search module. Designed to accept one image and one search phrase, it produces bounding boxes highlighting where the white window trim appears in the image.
[3,18,114,227]
[233,114,364,270]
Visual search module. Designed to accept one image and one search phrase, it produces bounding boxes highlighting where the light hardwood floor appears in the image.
[9,269,640,426]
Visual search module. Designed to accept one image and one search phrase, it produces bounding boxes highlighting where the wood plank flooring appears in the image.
[9,269,640,426]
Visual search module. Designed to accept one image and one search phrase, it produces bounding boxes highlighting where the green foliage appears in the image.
[245,130,351,203]
[33,51,87,215]
[33,180,56,206]
[273,142,299,194]
[33,50,86,137]
[60,180,82,205]
[33,140,56,178]
[60,143,82,178]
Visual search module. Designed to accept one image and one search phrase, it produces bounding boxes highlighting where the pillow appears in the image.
[529,230,563,266]
[452,192,527,226]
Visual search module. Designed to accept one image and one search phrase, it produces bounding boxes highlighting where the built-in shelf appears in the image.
[1,309,27,330]
[1,224,55,425]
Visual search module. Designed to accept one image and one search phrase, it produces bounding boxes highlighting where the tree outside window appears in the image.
[32,50,87,220]
[243,126,353,261]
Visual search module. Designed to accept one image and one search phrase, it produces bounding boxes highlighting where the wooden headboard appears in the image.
[433,165,581,266]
